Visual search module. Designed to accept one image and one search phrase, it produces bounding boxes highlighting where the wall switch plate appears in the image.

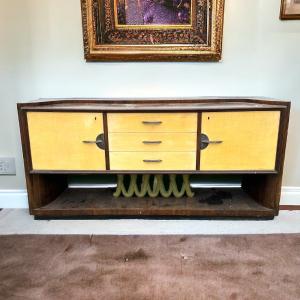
[0,157,16,175]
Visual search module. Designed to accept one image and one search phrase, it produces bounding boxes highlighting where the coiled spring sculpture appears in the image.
[113,174,194,198]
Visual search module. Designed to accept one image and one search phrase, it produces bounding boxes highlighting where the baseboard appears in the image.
[280,187,300,206]
[0,190,28,208]
[0,187,299,209]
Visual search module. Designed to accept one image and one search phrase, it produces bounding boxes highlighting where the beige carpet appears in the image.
[0,235,300,300]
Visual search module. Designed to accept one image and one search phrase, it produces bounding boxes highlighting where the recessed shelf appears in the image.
[34,188,274,219]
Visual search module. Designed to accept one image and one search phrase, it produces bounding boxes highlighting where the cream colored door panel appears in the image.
[110,152,196,170]
[108,133,197,152]
[27,112,106,170]
[200,111,280,171]
[107,113,197,133]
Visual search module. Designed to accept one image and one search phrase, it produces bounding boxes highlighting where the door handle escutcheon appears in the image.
[82,133,105,150]
[200,133,223,150]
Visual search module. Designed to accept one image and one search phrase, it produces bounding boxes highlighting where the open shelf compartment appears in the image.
[33,187,275,219]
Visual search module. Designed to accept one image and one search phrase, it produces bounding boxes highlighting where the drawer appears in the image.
[107,113,197,133]
[200,111,280,171]
[109,152,196,170]
[27,112,106,170]
[108,133,197,152]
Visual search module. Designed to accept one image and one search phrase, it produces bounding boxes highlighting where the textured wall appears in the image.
[0,0,299,189]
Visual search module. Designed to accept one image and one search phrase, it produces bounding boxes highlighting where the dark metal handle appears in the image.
[142,121,162,125]
[202,140,223,145]
[82,140,102,144]
[143,159,162,163]
[200,133,223,150]
[82,133,105,150]
[142,141,162,144]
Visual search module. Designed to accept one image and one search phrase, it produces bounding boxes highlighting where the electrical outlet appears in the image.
[0,157,16,175]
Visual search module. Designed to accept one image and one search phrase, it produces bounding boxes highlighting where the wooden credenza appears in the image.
[18,98,290,219]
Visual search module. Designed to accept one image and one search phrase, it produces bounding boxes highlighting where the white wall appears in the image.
[0,0,300,189]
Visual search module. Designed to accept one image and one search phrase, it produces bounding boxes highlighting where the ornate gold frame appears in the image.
[113,0,194,29]
[81,0,225,61]
[280,0,300,20]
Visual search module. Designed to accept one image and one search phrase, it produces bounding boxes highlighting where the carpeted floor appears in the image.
[0,235,299,300]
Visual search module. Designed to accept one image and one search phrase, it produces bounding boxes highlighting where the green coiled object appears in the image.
[113,174,194,198]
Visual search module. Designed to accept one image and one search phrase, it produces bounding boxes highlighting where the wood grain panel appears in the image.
[27,112,106,170]
[107,113,197,133]
[110,152,196,170]
[200,111,280,171]
[108,133,197,152]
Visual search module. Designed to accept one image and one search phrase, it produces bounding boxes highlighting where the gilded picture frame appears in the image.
[81,0,225,61]
[280,0,300,20]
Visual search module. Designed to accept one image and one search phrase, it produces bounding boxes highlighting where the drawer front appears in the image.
[108,133,197,152]
[110,152,196,170]
[200,111,280,171]
[107,113,197,133]
[27,112,106,170]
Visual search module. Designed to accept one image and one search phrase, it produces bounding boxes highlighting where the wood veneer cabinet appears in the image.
[17,98,290,219]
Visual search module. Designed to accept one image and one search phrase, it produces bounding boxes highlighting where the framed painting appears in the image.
[280,0,300,19]
[81,0,225,61]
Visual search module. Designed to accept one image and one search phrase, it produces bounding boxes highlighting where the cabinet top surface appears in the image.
[18,98,289,111]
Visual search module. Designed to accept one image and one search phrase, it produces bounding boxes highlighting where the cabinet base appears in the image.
[33,188,275,219]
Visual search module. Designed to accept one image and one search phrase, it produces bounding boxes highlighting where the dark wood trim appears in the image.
[276,104,290,175]
[18,97,290,103]
[17,97,289,108]
[29,170,279,175]
[17,104,34,213]
[18,100,287,113]
[274,109,284,172]
[196,112,201,170]
[274,102,291,213]
[33,208,275,218]
[20,108,288,113]
[103,113,110,170]
[18,108,33,173]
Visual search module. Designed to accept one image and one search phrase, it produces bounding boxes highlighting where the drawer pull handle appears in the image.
[204,140,223,144]
[142,121,162,125]
[200,133,223,150]
[142,141,162,144]
[143,159,162,163]
[82,133,105,150]
[82,140,102,144]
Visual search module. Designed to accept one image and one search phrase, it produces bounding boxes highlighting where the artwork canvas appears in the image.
[115,0,192,27]
[81,0,225,61]
[280,0,300,19]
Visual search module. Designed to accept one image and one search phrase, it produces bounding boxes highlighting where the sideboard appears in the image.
[17,98,290,219]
